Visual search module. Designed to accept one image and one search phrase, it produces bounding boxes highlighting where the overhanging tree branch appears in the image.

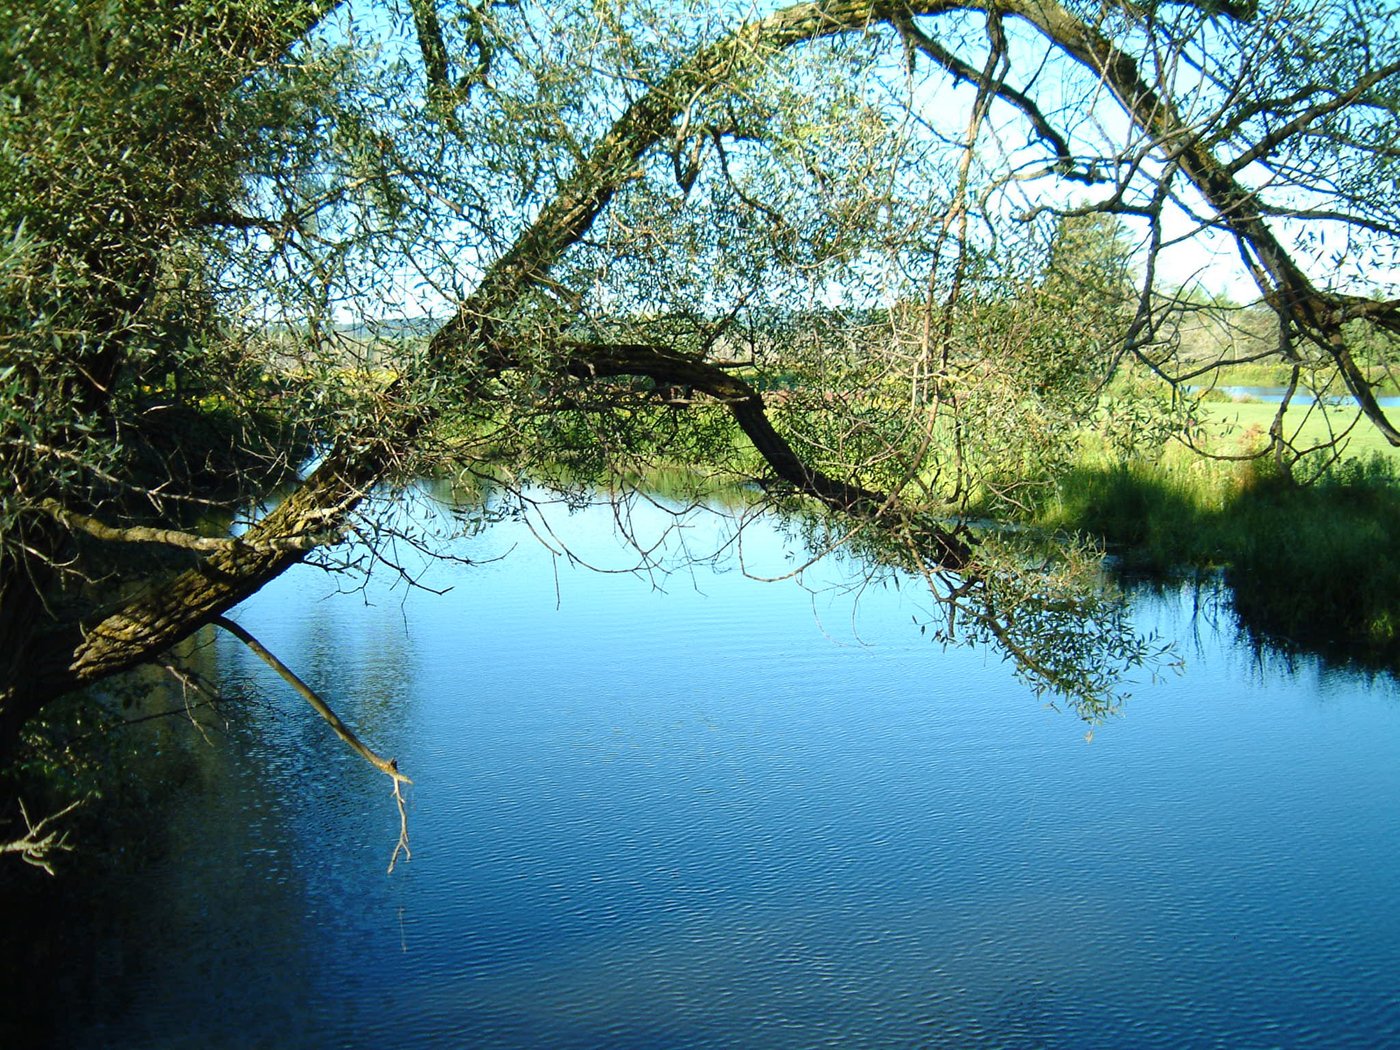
[21,452,382,716]
[559,339,972,567]
[212,616,405,780]
[998,0,1400,445]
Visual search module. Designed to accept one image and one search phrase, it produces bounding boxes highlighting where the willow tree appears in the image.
[3,0,1398,841]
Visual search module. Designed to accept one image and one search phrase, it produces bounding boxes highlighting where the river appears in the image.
[6,486,1400,1047]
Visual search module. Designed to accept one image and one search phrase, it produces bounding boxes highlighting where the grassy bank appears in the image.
[1040,455,1400,659]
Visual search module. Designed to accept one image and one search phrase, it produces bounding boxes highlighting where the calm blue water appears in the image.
[36,490,1400,1047]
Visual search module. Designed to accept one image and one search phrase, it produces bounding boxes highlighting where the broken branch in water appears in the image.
[213,615,412,873]
[1,797,84,875]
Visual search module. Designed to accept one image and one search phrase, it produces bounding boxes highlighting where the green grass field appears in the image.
[1196,398,1400,461]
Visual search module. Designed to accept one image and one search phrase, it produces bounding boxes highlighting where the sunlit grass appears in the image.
[1195,399,1400,462]
[1040,454,1400,658]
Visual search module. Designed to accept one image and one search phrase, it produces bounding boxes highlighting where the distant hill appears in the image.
[332,316,445,342]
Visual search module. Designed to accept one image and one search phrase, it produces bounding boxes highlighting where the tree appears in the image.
[2,0,1398,838]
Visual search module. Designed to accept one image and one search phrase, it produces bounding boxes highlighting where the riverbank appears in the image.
[1039,454,1400,660]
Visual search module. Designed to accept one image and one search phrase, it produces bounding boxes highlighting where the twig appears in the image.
[389,777,412,875]
[1,797,85,875]
[161,660,219,744]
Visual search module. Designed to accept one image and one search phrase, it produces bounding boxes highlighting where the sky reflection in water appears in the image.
[38,490,1400,1048]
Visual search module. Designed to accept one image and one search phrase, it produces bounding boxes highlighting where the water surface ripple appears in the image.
[21,495,1400,1047]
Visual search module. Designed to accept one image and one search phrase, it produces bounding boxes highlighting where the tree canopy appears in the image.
[3,0,1399,837]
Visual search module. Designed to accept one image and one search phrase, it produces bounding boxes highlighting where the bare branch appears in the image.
[893,12,1092,182]
[213,615,405,781]
[1,797,84,875]
[212,615,412,873]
